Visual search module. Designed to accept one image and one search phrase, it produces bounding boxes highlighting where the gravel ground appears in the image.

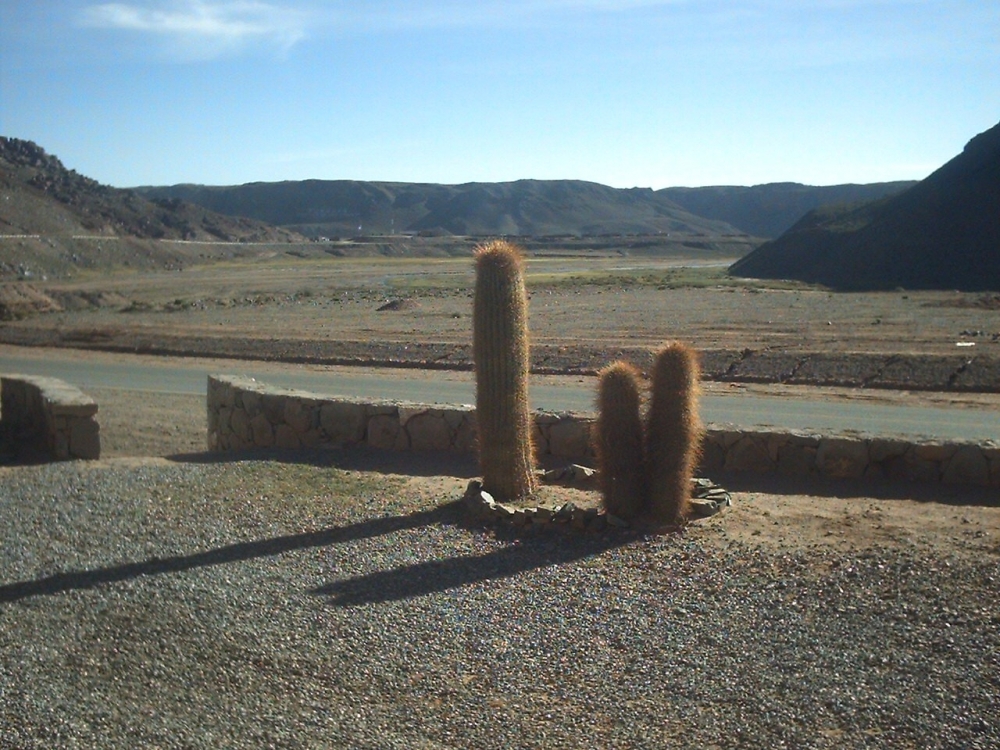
[1,452,998,748]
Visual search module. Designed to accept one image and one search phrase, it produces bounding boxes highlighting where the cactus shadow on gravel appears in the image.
[309,530,638,608]
[0,498,478,604]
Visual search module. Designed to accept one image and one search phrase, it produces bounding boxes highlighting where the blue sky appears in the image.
[1,1,997,188]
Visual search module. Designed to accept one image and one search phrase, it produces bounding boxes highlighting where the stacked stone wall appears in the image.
[207,375,999,488]
[0,374,100,460]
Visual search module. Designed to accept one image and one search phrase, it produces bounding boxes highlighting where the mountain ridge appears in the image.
[134,178,745,238]
[135,178,915,240]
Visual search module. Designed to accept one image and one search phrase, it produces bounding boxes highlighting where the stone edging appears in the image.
[463,475,732,534]
[0,374,101,460]
[207,374,1000,488]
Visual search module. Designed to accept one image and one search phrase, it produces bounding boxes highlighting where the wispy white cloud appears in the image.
[79,1,310,59]
[302,0,691,34]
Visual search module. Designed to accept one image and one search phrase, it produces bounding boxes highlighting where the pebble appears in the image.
[1,458,998,748]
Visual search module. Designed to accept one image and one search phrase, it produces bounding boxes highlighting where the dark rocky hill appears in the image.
[0,138,302,242]
[135,179,748,238]
[728,121,1000,291]
[0,137,307,279]
[660,181,915,238]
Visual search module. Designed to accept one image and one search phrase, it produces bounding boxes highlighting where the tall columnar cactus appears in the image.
[473,240,537,501]
[595,361,647,520]
[644,342,704,525]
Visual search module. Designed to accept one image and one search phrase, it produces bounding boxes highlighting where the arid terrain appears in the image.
[4,252,999,358]
[3,251,999,539]
[2,252,999,747]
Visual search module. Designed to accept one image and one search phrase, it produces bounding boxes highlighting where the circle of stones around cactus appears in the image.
[463,470,731,532]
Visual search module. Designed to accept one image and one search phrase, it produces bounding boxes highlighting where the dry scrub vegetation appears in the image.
[3,254,1000,356]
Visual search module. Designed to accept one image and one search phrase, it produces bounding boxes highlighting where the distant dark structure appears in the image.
[729,120,1000,291]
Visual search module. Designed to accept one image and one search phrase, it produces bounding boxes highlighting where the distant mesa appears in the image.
[729,120,1000,291]
[134,177,913,241]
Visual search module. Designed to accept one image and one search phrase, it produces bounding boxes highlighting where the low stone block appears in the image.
[53,431,70,460]
[698,434,726,472]
[902,448,941,483]
[320,401,367,445]
[47,391,98,418]
[240,390,262,416]
[986,447,1000,487]
[443,407,473,430]
[913,443,957,462]
[941,445,991,486]
[69,418,100,459]
[776,440,817,476]
[300,429,324,448]
[367,414,409,450]
[230,408,252,442]
[272,424,298,450]
[405,412,452,451]
[283,399,313,433]
[720,430,746,449]
[725,435,773,472]
[548,419,590,459]
[261,393,288,424]
[816,438,869,479]
[216,406,233,433]
[869,438,910,464]
[250,413,274,447]
[453,416,478,454]
[215,378,237,408]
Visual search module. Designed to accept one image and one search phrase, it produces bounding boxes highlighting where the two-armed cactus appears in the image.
[595,342,703,525]
[472,240,537,502]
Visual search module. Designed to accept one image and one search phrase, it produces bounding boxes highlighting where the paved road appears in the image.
[2,350,997,443]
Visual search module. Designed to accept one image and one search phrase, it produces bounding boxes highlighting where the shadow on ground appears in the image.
[0,489,640,607]
[0,499,472,604]
[309,529,638,607]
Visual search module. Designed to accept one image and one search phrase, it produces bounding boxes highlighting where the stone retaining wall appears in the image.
[0,374,101,460]
[207,375,999,488]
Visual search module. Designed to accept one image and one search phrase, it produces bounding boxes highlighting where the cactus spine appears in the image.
[595,361,647,520]
[473,240,536,502]
[644,342,703,524]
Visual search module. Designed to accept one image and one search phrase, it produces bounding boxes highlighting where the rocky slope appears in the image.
[660,181,914,239]
[0,137,305,279]
[729,121,1000,291]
